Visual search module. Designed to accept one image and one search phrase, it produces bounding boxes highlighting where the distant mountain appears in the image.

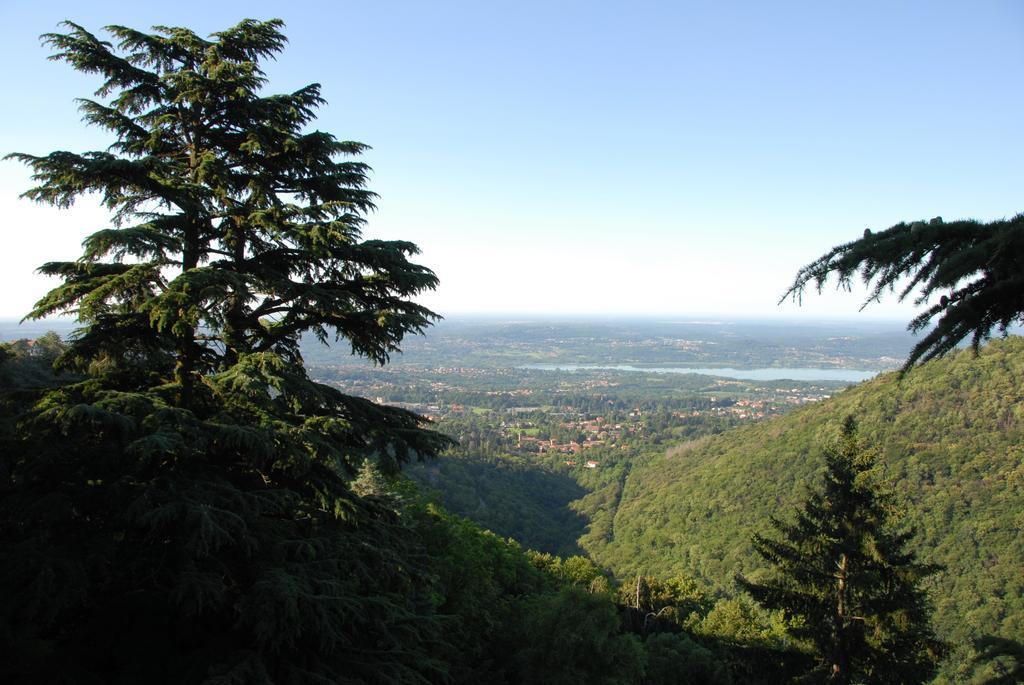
[585,337,1024,678]
[299,316,917,370]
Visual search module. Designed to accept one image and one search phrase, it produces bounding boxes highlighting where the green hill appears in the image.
[584,337,1024,677]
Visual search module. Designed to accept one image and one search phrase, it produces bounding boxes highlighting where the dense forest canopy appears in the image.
[738,417,944,684]
[1,15,1020,685]
[0,18,813,685]
[0,17,463,683]
[582,338,1024,682]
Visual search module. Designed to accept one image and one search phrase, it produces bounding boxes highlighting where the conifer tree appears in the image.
[782,214,1024,370]
[738,417,945,684]
[1,19,454,684]
[8,20,448,465]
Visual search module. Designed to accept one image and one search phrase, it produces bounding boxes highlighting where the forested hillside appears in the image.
[5,13,1021,685]
[0,19,816,684]
[587,337,1024,680]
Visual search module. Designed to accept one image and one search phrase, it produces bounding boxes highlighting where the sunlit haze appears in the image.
[1,1,1020,320]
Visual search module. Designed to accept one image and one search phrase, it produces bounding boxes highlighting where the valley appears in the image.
[5,315,1018,681]
[308,319,1023,682]
[306,318,873,556]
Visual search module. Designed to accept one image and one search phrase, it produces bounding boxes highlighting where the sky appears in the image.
[0,1,1021,321]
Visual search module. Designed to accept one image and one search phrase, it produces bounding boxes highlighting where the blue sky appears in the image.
[1,1,1021,320]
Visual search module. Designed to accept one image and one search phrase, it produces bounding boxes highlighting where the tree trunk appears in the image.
[174,218,201,407]
[223,218,247,368]
[830,553,849,684]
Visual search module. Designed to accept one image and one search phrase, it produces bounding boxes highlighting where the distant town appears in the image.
[311,362,845,467]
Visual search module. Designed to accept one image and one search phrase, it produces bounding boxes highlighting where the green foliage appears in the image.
[783,214,1024,369]
[0,333,70,435]
[502,588,647,685]
[1,400,451,683]
[694,596,788,649]
[410,450,589,556]
[12,14,1014,685]
[610,576,803,684]
[10,18,442,421]
[617,574,711,634]
[0,333,68,389]
[1,18,454,684]
[412,504,554,683]
[525,550,612,593]
[967,636,1024,685]
[407,502,654,684]
[1,18,768,685]
[583,338,1024,680]
[0,335,681,684]
[642,632,733,685]
[738,418,944,684]
[0,334,71,491]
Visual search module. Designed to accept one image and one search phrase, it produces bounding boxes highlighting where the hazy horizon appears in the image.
[0,311,916,325]
[2,1,1020,320]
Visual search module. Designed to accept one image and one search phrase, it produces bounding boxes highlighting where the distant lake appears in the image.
[522,364,880,382]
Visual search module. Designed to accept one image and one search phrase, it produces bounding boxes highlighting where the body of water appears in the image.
[0,319,77,342]
[522,364,880,382]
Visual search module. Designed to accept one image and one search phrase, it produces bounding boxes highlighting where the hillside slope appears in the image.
[585,337,1024,658]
